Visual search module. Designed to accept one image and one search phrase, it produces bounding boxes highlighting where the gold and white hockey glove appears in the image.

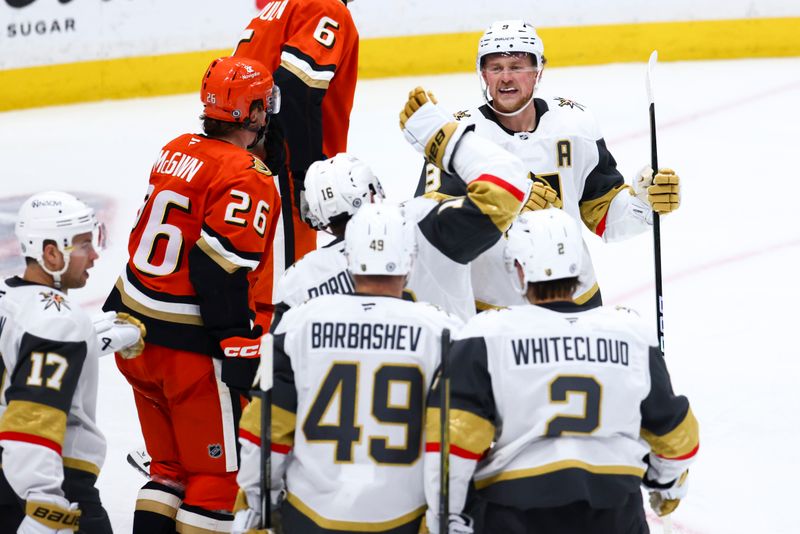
[399,87,469,173]
[92,311,146,359]
[21,494,81,533]
[522,180,558,212]
[643,469,689,517]
[633,167,680,214]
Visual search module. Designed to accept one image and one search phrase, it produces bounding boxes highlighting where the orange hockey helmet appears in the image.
[201,57,278,123]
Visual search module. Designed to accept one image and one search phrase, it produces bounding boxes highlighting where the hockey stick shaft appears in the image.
[647,51,666,357]
[259,333,274,530]
[439,328,451,534]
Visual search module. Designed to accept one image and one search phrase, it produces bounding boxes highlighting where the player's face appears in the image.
[62,232,99,289]
[481,53,539,113]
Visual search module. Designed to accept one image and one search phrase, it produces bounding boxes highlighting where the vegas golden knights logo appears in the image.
[554,96,586,111]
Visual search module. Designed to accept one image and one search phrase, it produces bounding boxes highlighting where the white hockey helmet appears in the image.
[504,208,582,286]
[15,191,104,286]
[303,153,385,230]
[477,20,544,71]
[344,203,416,276]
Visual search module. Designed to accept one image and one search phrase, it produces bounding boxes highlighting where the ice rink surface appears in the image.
[1,56,799,533]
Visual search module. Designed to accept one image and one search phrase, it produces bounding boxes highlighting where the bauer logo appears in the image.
[0,193,114,278]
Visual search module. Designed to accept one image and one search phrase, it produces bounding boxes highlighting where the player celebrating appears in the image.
[234,0,359,269]
[424,209,699,533]
[417,20,681,310]
[271,86,531,325]
[233,203,463,533]
[103,57,282,534]
[0,192,144,534]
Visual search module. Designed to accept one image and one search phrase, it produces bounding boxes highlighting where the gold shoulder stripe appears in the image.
[423,191,456,202]
[0,400,66,449]
[580,184,628,234]
[196,236,241,274]
[280,59,331,90]
[467,179,523,232]
[286,492,425,531]
[474,459,646,489]
[240,398,297,448]
[641,407,699,459]
[426,407,494,456]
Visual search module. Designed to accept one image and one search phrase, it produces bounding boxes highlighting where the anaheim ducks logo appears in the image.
[40,291,70,311]
[251,157,272,177]
[453,110,471,121]
[554,97,586,111]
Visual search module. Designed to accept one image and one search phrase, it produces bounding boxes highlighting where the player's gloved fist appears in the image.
[522,180,558,211]
[20,494,80,533]
[399,86,469,173]
[633,167,680,214]
[92,311,146,359]
[643,470,689,517]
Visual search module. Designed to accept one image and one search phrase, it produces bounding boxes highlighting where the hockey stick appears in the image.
[439,328,451,534]
[647,51,674,534]
[646,50,666,358]
[259,333,274,531]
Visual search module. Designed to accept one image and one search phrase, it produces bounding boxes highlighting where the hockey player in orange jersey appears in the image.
[234,0,359,272]
[103,57,282,534]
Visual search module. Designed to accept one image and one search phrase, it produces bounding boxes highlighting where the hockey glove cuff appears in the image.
[92,311,146,359]
[399,86,469,173]
[643,469,689,517]
[22,494,81,533]
[220,334,266,359]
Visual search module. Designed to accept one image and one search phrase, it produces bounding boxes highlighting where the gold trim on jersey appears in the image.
[426,407,494,456]
[0,400,66,447]
[422,191,456,203]
[115,278,204,326]
[273,404,297,448]
[196,236,241,274]
[475,300,505,311]
[286,492,425,531]
[579,184,628,234]
[641,407,699,459]
[175,521,228,534]
[136,498,179,519]
[573,283,599,306]
[474,460,646,490]
[467,180,523,232]
[280,58,331,90]
[63,457,101,476]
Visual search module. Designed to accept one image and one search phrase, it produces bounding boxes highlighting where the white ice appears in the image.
[1,57,799,533]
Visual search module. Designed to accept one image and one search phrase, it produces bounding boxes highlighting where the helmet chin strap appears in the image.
[485,92,535,118]
[39,253,70,290]
[479,69,542,119]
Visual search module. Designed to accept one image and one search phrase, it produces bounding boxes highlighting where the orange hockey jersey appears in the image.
[234,0,359,268]
[104,134,281,357]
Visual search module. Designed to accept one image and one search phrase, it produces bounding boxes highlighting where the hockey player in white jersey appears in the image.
[233,203,463,533]
[273,86,532,324]
[416,20,681,310]
[0,192,144,534]
[424,209,699,533]
[271,153,386,328]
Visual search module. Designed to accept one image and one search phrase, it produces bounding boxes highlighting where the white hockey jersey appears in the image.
[270,129,532,323]
[424,301,698,520]
[418,98,653,309]
[239,293,462,530]
[0,277,106,501]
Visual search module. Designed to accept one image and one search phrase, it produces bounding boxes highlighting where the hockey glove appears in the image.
[643,469,689,517]
[633,167,680,214]
[20,494,81,533]
[399,87,469,174]
[232,488,285,534]
[92,311,146,359]
[220,334,267,359]
[425,513,474,534]
[522,180,558,211]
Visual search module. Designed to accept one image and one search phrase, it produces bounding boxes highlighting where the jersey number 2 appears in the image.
[544,375,601,436]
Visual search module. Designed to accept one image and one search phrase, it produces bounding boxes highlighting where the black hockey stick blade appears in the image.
[439,328,451,533]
